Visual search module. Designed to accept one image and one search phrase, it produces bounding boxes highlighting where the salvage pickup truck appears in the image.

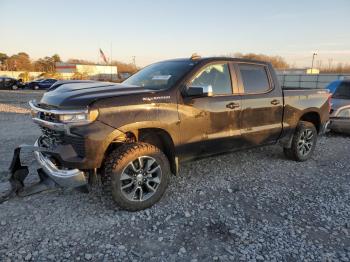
[9,56,330,211]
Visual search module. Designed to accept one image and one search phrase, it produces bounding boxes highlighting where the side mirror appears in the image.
[186,86,204,96]
[186,85,213,97]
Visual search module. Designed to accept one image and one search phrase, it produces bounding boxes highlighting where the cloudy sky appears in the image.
[1,0,349,67]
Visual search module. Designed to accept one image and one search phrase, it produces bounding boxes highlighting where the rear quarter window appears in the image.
[238,64,270,94]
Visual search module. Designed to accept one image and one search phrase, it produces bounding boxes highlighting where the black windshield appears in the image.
[123,61,196,90]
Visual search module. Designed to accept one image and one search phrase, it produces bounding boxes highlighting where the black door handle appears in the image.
[226,102,240,109]
[271,99,280,105]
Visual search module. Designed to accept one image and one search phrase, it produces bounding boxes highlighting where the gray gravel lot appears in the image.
[0,90,349,261]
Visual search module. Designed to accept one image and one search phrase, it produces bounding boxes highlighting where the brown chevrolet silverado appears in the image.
[7,56,330,211]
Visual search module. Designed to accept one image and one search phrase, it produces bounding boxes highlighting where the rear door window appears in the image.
[238,64,270,94]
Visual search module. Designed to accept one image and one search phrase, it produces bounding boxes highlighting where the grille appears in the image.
[34,103,86,158]
[40,127,85,157]
[38,112,60,122]
[40,127,64,146]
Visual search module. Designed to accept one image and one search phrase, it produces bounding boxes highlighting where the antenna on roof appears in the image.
[190,53,201,60]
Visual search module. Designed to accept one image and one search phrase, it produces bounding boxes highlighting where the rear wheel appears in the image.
[284,121,317,161]
[11,85,18,90]
[33,85,39,90]
[103,143,170,211]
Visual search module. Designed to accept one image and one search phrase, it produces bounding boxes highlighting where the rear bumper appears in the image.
[33,140,87,188]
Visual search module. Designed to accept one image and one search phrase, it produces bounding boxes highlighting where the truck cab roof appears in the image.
[163,56,271,66]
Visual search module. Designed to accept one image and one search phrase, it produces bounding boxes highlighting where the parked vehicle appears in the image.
[328,80,350,134]
[26,78,57,90]
[9,56,330,211]
[0,77,24,90]
[326,80,342,94]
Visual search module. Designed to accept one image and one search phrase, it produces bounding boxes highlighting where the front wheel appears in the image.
[284,121,317,162]
[33,85,39,90]
[11,85,18,90]
[103,143,170,211]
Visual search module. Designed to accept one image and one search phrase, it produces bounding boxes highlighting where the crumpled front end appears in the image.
[2,97,123,201]
[1,141,88,203]
[33,139,87,188]
[28,100,90,188]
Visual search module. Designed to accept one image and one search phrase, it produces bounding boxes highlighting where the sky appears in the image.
[0,0,349,68]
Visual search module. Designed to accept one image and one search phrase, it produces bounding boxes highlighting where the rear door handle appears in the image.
[271,99,280,105]
[226,102,240,109]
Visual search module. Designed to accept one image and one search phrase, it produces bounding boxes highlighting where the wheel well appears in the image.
[103,129,177,175]
[138,128,177,175]
[300,112,321,133]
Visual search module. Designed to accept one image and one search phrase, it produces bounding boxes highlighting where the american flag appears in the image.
[99,48,108,64]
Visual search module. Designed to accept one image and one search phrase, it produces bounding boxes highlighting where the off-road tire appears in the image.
[103,142,170,211]
[284,121,317,162]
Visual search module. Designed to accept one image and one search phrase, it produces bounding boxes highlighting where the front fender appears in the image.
[118,120,180,147]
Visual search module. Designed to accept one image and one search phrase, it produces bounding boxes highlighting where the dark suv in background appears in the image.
[26,78,57,90]
[0,77,24,90]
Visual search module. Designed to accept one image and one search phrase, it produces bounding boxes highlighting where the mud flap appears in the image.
[0,146,58,203]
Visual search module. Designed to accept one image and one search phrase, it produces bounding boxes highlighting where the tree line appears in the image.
[233,53,350,73]
[0,52,61,72]
[0,52,138,74]
[0,51,349,74]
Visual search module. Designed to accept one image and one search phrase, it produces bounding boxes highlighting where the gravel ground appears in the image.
[0,90,349,261]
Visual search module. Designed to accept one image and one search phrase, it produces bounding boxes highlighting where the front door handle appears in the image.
[226,102,240,109]
[271,99,280,105]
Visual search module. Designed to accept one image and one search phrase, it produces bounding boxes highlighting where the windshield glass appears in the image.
[123,61,196,90]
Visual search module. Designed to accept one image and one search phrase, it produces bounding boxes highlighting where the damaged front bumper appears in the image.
[33,140,87,188]
[1,141,88,202]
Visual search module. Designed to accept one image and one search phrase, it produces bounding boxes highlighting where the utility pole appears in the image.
[110,42,113,81]
[311,52,317,73]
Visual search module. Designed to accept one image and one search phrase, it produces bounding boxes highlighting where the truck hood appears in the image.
[39,82,156,108]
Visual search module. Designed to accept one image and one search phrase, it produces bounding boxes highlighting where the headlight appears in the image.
[59,109,99,123]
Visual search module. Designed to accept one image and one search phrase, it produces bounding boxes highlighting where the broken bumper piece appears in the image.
[33,140,87,188]
[4,141,87,199]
